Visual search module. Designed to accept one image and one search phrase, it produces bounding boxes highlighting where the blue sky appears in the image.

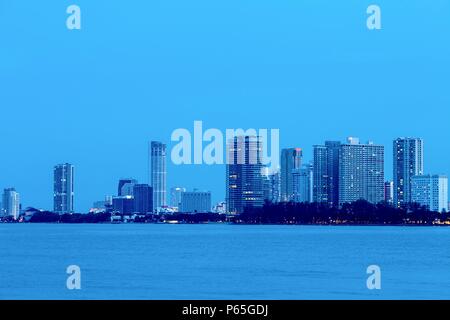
[0,1,449,211]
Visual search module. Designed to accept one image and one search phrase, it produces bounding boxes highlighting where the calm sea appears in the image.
[0,223,449,300]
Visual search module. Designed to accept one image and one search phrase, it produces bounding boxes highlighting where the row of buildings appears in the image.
[1,137,448,219]
[0,141,212,219]
[226,136,448,214]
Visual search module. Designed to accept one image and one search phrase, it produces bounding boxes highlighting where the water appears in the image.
[0,223,449,300]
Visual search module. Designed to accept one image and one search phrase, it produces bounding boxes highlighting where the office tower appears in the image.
[226,135,264,214]
[313,145,328,203]
[411,175,448,212]
[150,141,167,211]
[393,138,424,208]
[170,187,186,210]
[54,163,74,214]
[268,170,281,203]
[339,138,384,205]
[280,148,303,202]
[118,178,138,196]
[2,188,20,219]
[384,181,394,204]
[292,164,313,203]
[313,141,341,206]
[180,190,212,213]
[112,196,134,215]
[133,184,153,214]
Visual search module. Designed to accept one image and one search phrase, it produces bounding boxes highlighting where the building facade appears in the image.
[338,138,384,205]
[150,141,167,211]
[180,191,211,213]
[411,174,448,212]
[2,188,20,219]
[53,163,74,214]
[393,137,424,208]
[313,141,340,206]
[133,184,153,214]
[118,178,137,196]
[226,136,264,214]
[384,181,394,204]
[280,148,302,202]
[112,196,135,215]
[170,187,186,210]
[292,164,313,203]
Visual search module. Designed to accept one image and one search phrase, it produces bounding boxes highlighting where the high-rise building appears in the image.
[170,187,186,210]
[280,148,302,202]
[384,181,394,204]
[150,141,167,211]
[53,163,74,214]
[293,163,313,203]
[133,184,153,214]
[313,141,340,206]
[2,188,20,219]
[226,135,264,214]
[393,138,424,208]
[118,178,138,196]
[339,138,384,205]
[411,175,448,212]
[180,190,211,213]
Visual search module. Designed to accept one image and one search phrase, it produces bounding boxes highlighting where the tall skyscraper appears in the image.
[280,148,302,202]
[226,135,264,214]
[53,163,74,214]
[393,138,424,208]
[313,141,340,206]
[150,141,167,211]
[118,178,138,196]
[2,188,20,219]
[339,138,384,205]
[411,174,448,212]
[133,184,153,214]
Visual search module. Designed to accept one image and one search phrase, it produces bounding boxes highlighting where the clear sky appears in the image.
[0,1,449,212]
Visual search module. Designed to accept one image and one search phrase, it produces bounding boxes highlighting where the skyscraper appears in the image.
[292,163,313,203]
[226,135,264,214]
[393,138,424,208]
[133,184,153,214]
[150,141,167,211]
[313,141,340,206]
[2,188,20,219]
[339,138,384,205]
[411,174,448,212]
[280,148,302,202]
[53,163,74,214]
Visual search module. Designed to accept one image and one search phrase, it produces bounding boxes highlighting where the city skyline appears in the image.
[1,2,450,212]
[1,135,448,214]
